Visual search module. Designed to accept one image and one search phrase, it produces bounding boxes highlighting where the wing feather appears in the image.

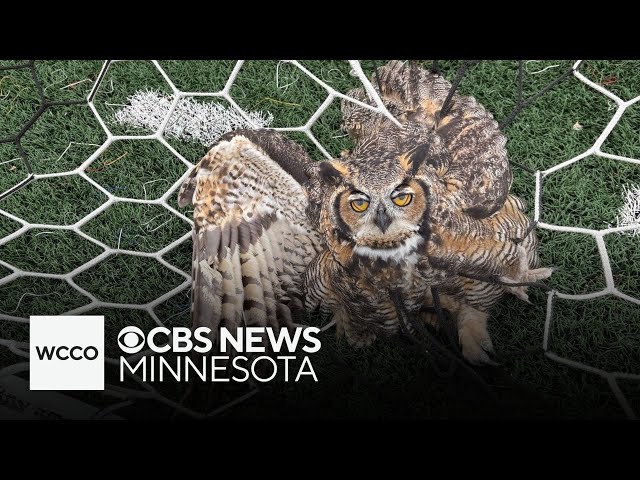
[426,194,546,308]
[178,130,323,340]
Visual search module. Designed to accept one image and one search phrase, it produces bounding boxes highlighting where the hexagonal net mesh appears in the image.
[0,60,639,419]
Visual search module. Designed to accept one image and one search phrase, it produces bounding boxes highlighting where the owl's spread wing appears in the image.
[177,130,322,337]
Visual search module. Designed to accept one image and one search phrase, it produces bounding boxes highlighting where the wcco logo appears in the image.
[35,345,100,361]
[30,316,104,391]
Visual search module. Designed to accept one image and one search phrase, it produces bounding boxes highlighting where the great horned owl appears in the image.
[177,60,552,365]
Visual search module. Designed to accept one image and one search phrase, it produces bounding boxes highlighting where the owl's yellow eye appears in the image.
[392,193,413,207]
[350,199,369,212]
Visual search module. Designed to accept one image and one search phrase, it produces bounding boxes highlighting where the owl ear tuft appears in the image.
[318,160,348,184]
[399,143,431,175]
[400,139,447,175]
[408,143,431,173]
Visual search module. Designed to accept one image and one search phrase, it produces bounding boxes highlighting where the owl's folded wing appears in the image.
[426,194,551,299]
[177,130,322,338]
[343,60,511,219]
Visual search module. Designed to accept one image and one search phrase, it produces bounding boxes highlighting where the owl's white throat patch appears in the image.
[353,235,423,262]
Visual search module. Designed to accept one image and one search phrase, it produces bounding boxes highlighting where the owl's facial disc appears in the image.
[336,181,426,261]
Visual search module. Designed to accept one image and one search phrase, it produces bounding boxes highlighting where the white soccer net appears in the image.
[0,60,638,419]
[535,61,640,420]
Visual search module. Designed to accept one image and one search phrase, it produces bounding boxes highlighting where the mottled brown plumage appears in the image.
[178,60,552,364]
[178,132,322,334]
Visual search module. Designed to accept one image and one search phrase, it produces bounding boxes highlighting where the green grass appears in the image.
[86,140,187,199]
[602,103,640,157]
[34,61,104,103]
[73,254,185,305]
[0,214,21,238]
[0,277,89,317]
[606,233,640,296]
[20,105,106,174]
[0,265,11,280]
[542,156,640,230]
[0,229,103,274]
[81,202,190,253]
[231,61,328,129]
[0,68,41,138]
[581,61,640,102]
[158,60,236,92]
[0,176,108,225]
[1,60,639,419]
[0,143,28,194]
[536,230,606,295]
[162,238,193,273]
[550,297,640,373]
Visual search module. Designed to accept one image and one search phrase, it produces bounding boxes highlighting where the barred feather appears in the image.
[178,131,322,340]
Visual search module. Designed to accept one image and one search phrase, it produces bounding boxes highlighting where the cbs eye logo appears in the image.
[117,326,146,354]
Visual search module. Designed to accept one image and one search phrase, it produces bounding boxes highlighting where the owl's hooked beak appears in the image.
[374,205,392,233]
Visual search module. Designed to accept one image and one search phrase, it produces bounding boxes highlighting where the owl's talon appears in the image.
[501,262,553,302]
[529,267,554,282]
[457,305,497,366]
[480,337,494,353]
[505,286,531,303]
[479,354,500,367]
[462,345,500,366]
